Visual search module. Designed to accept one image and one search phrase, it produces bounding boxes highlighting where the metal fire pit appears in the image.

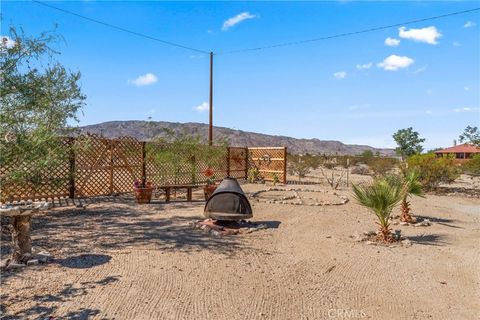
[204,177,253,221]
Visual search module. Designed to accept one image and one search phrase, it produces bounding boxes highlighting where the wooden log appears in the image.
[165,187,171,202]
[10,214,32,263]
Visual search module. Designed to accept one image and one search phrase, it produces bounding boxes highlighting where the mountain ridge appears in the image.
[80,120,395,156]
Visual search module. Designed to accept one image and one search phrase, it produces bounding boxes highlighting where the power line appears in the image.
[32,0,210,55]
[216,7,480,55]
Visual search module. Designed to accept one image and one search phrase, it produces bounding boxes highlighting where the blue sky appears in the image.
[2,1,479,149]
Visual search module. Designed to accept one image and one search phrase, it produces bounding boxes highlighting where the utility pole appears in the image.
[208,51,214,146]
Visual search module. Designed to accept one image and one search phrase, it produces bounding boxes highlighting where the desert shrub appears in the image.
[461,154,480,176]
[351,165,370,175]
[407,153,460,190]
[287,153,319,181]
[368,157,398,176]
[248,167,262,183]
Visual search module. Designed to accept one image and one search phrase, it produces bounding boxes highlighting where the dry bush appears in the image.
[351,165,370,175]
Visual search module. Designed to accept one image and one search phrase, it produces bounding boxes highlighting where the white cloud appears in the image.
[222,12,257,31]
[453,107,479,113]
[333,71,347,79]
[356,62,372,70]
[384,37,400,47]
[129,73,158,86]
[412,65,427,74]
[464,86,470,91]
[398,26,442,45]
[194,101,209,112]
[452,41,461,47]
[464,21,476,28]
[1,36,15,49]
[425,89,433,95]
[377,55,414,71]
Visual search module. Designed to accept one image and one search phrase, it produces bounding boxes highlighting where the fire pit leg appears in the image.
[10,215,32,264]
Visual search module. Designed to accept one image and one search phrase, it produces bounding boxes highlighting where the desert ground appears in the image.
[1,175,479,319]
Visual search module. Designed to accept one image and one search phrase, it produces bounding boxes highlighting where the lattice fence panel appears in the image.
[74,135,112,197]
[248,147,287,182]
[0,138,71,202]
[112,137,143,193]
[228,147,248,179]
[145,142,229,186]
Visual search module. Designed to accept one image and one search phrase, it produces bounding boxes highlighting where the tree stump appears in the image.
[0,202,49,265]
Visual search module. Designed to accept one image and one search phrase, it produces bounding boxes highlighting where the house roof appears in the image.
[434,143,480,154]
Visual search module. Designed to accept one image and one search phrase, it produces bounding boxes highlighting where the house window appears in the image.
[455,153,465,159]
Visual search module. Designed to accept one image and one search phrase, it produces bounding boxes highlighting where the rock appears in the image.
[7,263,25,269]
[27,259,39,266]
[365,241,376,245]
[326,235,332,238]
[400,222,409,226]
[363,230,376,236]
[210,230,222,237]
[0,259,11,269]
[401,239,412,247]
[37,251,52,263]
[352,233,366,242]
[414,219,431,227]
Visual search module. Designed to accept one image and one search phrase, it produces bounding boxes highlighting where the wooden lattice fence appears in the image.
[0,135,287,202]
[247,147,287,183]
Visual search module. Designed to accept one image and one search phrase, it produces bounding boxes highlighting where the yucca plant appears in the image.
[352,178,402,242]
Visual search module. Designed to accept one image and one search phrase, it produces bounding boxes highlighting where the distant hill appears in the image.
[80,121,395,156]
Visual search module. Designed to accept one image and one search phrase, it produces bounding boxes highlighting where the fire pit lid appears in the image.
[204,177,253,221]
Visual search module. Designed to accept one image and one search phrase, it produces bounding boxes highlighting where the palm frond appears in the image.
[352,178,402,227]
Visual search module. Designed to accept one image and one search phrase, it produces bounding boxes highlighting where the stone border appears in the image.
[249,187,348,206]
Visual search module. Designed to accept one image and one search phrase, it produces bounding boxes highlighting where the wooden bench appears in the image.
[156,184,199,202]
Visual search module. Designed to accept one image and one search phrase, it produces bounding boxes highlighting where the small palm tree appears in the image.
[398,169,424,223]
[352,178,402,242]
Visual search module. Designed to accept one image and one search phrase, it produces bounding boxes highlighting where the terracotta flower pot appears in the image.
[134,187,153,204]
[204,184,217,200]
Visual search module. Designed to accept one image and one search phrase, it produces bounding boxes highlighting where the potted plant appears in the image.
[134,179,153,204]
[203,168,217,200]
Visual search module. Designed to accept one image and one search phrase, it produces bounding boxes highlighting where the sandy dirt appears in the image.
[1,182,479,319]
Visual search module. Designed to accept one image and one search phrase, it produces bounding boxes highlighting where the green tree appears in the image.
[459,125,480,147]
[392,127,425,160]
[360,149,374,159]
[0,27,85,263]
[1,27,85,195]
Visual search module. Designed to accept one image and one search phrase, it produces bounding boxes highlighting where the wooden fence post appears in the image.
[68,137,76,199]
[245,147,249,180]
[226,147,230,177]
[283,147,288,184]
[109,140,114,195]
[142,141,147,183]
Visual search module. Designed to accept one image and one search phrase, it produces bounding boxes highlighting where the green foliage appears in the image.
[368,157,398,176]
[287,153,319,181]
[459,125,480,147]
[248,167,261,183]
[393,127,425,160]
[0,27,85,194]
[360,150,374,159]
[462,154,480,176]
[272,172,280,185]
[352,177,403,241]
[407,153,460,190]
[147,129,227,185]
